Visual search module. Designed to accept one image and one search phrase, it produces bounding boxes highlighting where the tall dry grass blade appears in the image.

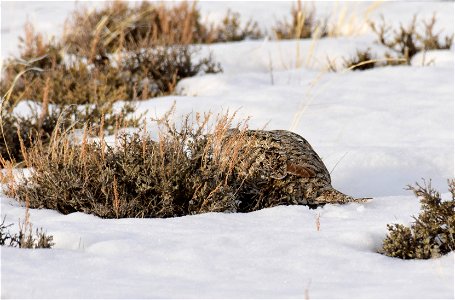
[37,76,51,130]
[90,15,109,62]
[2,67,43,105]
[17,127,29,166]
[113,175,120,218]
[343,57,408,72]
[290,55,408,131]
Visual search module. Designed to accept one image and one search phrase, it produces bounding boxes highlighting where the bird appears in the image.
[222,129,369,211]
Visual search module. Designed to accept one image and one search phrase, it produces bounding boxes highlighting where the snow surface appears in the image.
[1,1,454,299]
[1,195,454,299]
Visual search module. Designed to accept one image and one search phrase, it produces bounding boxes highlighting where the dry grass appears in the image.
[370,14,454,65]
[0,98,142,164]
[341,48,377,71]
[0,1,227,108]
[0,21,221,106]
[273,0,327,40]
[315,213,321,231]
[326,2,382,37]
[0,197,54,249]
[324,14,452,73]
[4,106,260,218]
[63,0,263,55]
[211,9,263,43]
[1,1,225,163]
[6,104,339,218]
[63,1,203,57]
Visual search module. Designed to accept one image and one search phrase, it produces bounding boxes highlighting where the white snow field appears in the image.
[1,1,454,298]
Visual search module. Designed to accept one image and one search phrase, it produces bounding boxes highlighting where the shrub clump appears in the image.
[0,21,221,106]
[1,1,222,163]
[0,99,142,164]
[370,14,454,65]
[327,14,453,72]
[380,179,455,259]
[273,1,327,40]
[341,48,377,71]
[63,1,263,53]
[211,9,263,43]
[63,1,203,56]
[5,109,258,218]
[0,215,54,249]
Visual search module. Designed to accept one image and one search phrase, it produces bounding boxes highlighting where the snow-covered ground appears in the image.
[2,195,453,299]
[1,1,454,298]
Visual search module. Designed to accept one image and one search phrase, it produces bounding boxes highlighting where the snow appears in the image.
[1,1,454,299]
[1,195,454,299]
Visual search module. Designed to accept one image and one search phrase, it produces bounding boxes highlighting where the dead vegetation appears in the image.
[4,105,346,218]
[211,9,263,42]
[326,48,378,72]
[327,14,453,72]
[0,1,229,133]
[0,21,221,107]
[63,1,262,54]
[0,216,53,248]
[4,96,364,218]
[0,196,54,249]
[4,108,260,218]
[0,1,228,164]
[273,1,327,40]
[370,14,453,65]
[0,100,141,164]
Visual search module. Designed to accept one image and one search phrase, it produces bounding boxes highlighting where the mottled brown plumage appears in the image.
[228,129,367,211]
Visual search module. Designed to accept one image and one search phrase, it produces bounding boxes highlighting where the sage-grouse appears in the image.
[227,129,367,211]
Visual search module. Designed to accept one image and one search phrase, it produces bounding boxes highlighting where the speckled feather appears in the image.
[227,129,368,209]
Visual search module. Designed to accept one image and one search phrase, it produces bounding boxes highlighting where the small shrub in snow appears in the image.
[211,9,263,42]
[342,48,377,71]
[0,217,18,247]
[114,47,221,99]
[370,14,454,65]
[328,14,453,72]
[63,1,201,56]
[273,0,327,40]
[380,179,455,259]
[15,227,54,249]
[63,0,262,51]
[0,215,54,249]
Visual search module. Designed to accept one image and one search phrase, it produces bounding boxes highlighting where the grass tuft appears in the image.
[273,0,327,40]
[0,196,54,249]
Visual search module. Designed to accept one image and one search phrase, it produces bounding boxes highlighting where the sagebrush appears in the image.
[0,100,142,164]
[5,109,257,218]
[381,179,455,259]
[370,14,453,65]
[326,14,453,72]
[1,1,226,164]
[273,1,327,40]
[0,23,221,106]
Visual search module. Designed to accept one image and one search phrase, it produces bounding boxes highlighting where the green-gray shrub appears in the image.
[381,179,455,259]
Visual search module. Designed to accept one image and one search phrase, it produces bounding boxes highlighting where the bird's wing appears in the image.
[286,162,316,178]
